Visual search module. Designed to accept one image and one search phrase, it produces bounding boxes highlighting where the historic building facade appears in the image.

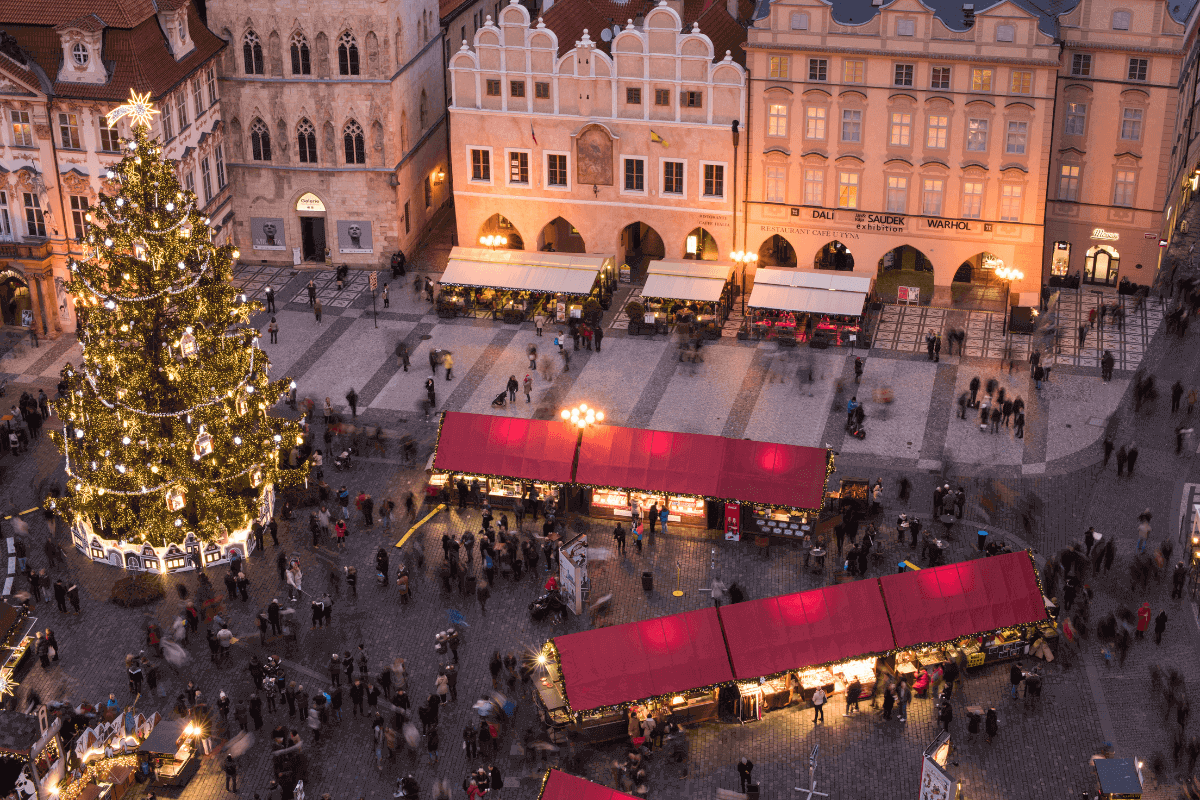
[449,0,747,265]
[744,0,1058,299]
[1044,0,1184,287]
[0,0,227,336]
[207,0,450,266]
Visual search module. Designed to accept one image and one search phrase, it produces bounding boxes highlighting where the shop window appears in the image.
[1051,241,1070,276]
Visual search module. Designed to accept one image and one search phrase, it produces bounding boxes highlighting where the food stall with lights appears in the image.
[0,603,36,700]
[437,247,616,322]
[0,710,64,800]
[136,720,199,787]
[746,269,871,347]
[576,426,831,531]
[427,413,575,510]
[540,608,733,743]
[1093,757,1143,799]
[637,260,737,338]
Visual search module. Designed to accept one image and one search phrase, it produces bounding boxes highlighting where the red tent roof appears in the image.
[539,769,639,800]
[575,426,723,497]
[432,412,577,483]
[715,438,829,510]
[576,426,829,510]
[719,578,895,679]
[554,608,734,711]
[879,551,1047,649]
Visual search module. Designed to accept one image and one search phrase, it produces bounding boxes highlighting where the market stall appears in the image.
[880,550,1054,671]
[427,412,576,510]
[136,720,199,787]
[537,768,640,800]
[576,425,831,528]
[543,608,732,741]
[746,269,871,347]
[637,260,736,338]
[437,247,616,322]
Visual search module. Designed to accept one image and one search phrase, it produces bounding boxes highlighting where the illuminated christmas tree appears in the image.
[48,93,303,549]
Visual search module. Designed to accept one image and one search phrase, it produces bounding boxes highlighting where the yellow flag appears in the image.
[650,130,669,148]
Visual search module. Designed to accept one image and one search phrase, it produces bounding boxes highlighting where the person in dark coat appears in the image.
[736,758,754,793]
[985,707,999,742]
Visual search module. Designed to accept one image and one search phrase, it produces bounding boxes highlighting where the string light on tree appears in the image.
[48,93,304,549]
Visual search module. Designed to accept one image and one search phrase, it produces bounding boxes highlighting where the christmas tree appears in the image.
[48,95,304,548]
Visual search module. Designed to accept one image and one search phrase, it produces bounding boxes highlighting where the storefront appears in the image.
[427,412,575,510]
[136,721,199,787]
[436,247,616,322]
[540,608,732,742]
[575,426,831,530]
[1043,221,1162,289]
[634,260,736,338]
[746,269,871,347]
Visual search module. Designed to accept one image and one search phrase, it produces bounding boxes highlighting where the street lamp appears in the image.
[560,402,604,429]
[730,250,758,314]
[479,234,508,250]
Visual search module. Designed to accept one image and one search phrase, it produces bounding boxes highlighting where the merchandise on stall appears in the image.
[747,268,871,346]
[137,720,199,787]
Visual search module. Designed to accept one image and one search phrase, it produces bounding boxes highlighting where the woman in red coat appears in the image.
[1136,602,1152,639]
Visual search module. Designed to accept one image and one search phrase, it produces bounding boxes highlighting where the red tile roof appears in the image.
[0,40,51,93]
[0,0,158,29]
[56,15,107,34]
[3,3,225,101]
[539,0,746,60]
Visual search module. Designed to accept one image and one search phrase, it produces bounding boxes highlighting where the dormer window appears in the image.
[72,43,88,65]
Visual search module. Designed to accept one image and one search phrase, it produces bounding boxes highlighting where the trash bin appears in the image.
[747,785,759,800]
[641,571,653,591]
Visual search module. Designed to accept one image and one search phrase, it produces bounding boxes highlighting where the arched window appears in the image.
[343,120,365,164]
[250,118,271,161]
[290,33,311,75]
[419,90,428,130]
[243,30,264,75]
[297,118,317,163]
[338,32,360,75]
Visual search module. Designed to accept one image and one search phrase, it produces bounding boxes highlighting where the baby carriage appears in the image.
[491,390,508,408]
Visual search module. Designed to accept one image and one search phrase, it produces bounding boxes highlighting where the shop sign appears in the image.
[295,192,325,212]
[919,755,954,800]
[698,213,731,229]
[619,264,631,283]
[854,212,906,233]
[1145,233,1156,239]
[926,218,971,231]
[898,286,920,304]
[759,224,860,243]
[724,503,740,542]
[1091,228,1120,241]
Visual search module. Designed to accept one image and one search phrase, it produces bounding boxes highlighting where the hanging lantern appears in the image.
[235,392,249,416]
[249,464,264,488]
[193,425,214,458]
[165,485,186,512]
[180,330,198,358]
[133,239,147,260]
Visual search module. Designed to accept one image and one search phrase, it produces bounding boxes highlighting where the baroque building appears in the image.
[0,0,227,335]
[449,0,748,265]
[207,0,450,266]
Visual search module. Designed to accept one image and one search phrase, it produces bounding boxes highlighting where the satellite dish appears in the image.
[600,27,612,41]
[613,24,621,37]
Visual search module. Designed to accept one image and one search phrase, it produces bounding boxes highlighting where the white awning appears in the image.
[642,259,733,303]
[753,268,873,293]
[439,247,614,295]
[748,285,867,316]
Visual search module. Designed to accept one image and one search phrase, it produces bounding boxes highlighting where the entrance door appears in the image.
[300,217,326,262]
[1086,246,1119,286]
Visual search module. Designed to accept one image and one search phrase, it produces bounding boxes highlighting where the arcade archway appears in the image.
[758,234,797,268]
[538,217,585,253]
[876,245,934,305]
[814,240,854,271]
[477,214,524,250]
[0,269,30,327]
[684,227,718,261]
[621,222,665,268]
[952,252,1007,308]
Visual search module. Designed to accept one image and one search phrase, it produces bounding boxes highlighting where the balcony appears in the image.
[0,239,53,261]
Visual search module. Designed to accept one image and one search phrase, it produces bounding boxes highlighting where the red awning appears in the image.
[554,608,734,712]
[539,769,639,800]
[715,438,829,510]
[575,426,722,497]
[718,578,895,679]
[576,425,829,510]
[432,412,577,483]
[879,551,1048,649]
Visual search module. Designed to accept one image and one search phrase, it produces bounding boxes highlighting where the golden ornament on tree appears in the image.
[193,426,213,458]
[165,486,186,512]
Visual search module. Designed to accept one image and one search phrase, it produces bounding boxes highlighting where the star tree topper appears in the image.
[106,90,159,129]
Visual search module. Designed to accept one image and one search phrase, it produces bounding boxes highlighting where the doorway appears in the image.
[0,270,29,326]
[1085,245,1119,286]
[300,216,326,262]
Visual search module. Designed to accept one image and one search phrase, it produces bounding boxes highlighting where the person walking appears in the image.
[396,342,410,372]
[267,317,279,344]
[811,686,827,723]
[984,708,999,743]
[1173,380,1185,413]
[1137,601,1151,639]
[1155,609,1169,644]
[345,388,358,419]
[523,374,532,403]
[613,524,626,555]
[222,755,237,792]
[737,758,754,793]
[881,683,895,720]
[896,678,911,722]
[265,286,276,313]
[444,352,454,381]
[937,700,953,733]
[1127,443,1139,477]
[382,284,390,308]
[477,581,490,615]
[314,297,322,323]
[594,325,603,352]
[1009,662,1023,698]
[506,375,518,403]
[307,280,317,306]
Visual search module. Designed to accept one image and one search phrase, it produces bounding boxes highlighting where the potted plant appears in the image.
[583,297,603,327]
[626,300,646,334]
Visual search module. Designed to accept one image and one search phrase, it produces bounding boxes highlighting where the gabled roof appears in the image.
[0,39,52,95]
[540,0,747,60]
[0,0,158,29]
[55,14,106,34]
[3,2,224,101]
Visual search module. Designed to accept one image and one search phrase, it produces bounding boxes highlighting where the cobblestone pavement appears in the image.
[1,205,1200,800]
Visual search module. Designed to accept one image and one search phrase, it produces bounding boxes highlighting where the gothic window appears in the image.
[343,120,365,164]
[250,118,271,161]
[297,119,317,163]
[338,32,360,75]
[243,30,264,74]
[290,33,311,75]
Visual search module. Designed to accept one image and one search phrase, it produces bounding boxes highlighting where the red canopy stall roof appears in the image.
[576,426,831,511]
[553,608,734,712]
[431,412,577,484]
[879,550,1048,649]
[538,768,639,800]
[719,578,895,680]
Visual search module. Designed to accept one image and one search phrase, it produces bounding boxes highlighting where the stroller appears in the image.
[491,390,508,408]
[334,447,354,471]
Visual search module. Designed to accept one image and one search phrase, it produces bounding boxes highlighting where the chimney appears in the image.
[962,3,975,26]
[727,0,738,19]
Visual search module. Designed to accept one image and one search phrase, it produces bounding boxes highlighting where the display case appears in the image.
[589,490,708,525]
[749,506,813,538]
